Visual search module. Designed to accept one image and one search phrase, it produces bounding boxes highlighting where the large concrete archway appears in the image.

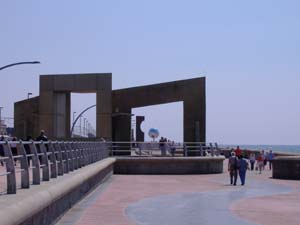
[112,77,206,143]
[14,75,205,144]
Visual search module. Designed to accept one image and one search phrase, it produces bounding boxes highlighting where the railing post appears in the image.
[183,143,187,157]
[199,144,203,156]
[61,142,70,173]
[87,142,92,164]
[29,142,41,185]
[17,141,30,189]
[67,142,74,172]
[73,142,79,169]
[97,142,101,161]
[54,142,64,176]
[215,143,220,156]
[73,142,79,170]
[3,142,16,194]
[79,142,85,167]
[210,143,214,156]
[39,142,50,181]
[48,142,58,178]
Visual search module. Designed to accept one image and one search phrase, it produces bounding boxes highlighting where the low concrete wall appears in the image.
[114,157,225,174]
[0,158,116,225]
[273,156,300,180]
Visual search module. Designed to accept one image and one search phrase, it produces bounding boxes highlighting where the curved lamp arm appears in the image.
[0,61,40,71]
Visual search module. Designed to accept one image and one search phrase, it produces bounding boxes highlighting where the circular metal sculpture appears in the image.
[148,128,159,140]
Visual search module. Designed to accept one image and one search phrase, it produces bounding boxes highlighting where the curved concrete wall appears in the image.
[114,157,225,174]
[273,156,300,180]
[0,158,115,225]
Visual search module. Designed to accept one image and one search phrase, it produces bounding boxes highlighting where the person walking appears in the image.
[267,150,274,170]
[257,152,264,174]
[228,152,238,185]
[235,146,242,158]
[249,153,256,171]
[238,155,249,185]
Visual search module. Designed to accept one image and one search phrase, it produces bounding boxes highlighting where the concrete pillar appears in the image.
[136,116,145,142]
[39,91,55,139]
[96,90,112,140]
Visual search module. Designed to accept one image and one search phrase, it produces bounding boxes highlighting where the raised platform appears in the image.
[114,156,225,174]
[273,156,300,180]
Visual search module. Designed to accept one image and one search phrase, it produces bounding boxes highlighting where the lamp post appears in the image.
[83,118,86,137]
[0,107,3,134]
[27,92,32,99]
[0,61,40,71]
[72,112,76,126]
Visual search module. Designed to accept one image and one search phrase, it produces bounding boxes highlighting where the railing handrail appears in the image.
[0,141,109,194]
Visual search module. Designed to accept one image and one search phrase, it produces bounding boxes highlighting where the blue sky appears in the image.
[0,0,299,144]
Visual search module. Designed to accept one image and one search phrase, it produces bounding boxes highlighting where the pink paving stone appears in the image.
[75,174,227,225]
[72,167,300,225]
[230,170,300,225]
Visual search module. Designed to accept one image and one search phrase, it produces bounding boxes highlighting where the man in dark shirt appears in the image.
[228,152,238,185]
[36,130,48,142]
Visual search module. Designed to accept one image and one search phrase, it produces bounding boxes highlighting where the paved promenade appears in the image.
[55,163,300,225]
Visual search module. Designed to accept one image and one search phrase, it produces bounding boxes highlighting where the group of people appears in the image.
[228,152,248,186]
[159,137,176,156]
[249,150,274,173]
[228,146,275,185]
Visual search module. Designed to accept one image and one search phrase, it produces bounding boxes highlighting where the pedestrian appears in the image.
[249,153,256,171]
[257,152,264,174]
[267,150,274,170]
[159,137,166,156]
[263,150,267,169]
[237,155,249,185]
[235,146,242,158]
[36,130,48,142]
[170,141,176,156]
[228,152,238,185]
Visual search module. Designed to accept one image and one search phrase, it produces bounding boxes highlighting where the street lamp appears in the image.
[0,107,3,130]
[0,61,40,71]
[27,92,32,99]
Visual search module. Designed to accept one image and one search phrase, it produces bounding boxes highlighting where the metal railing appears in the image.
[109,141,220,157]
[0,141,109,194]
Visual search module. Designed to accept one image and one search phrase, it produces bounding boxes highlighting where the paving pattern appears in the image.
[55,166,300,225]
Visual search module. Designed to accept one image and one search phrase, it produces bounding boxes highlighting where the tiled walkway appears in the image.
[55,168,300,225]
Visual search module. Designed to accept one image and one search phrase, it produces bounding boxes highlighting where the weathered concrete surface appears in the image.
[0,158,115,225]
[112,77,206,144]
[14,97,40,140]
[15,75,206,144]
[272,156,300,180]
[114,156,224,174]
[15,73,112,140]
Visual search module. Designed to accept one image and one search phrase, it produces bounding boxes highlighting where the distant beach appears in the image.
[220,144,300,154]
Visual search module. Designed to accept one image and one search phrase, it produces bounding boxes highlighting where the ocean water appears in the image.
[220,144,300,154]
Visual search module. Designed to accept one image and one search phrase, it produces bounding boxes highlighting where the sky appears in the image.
[0,0,299,144]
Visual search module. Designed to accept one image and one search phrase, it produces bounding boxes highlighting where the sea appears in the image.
[220,144,300,154]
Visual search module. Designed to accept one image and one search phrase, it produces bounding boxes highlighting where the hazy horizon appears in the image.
[1,1,299,145]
